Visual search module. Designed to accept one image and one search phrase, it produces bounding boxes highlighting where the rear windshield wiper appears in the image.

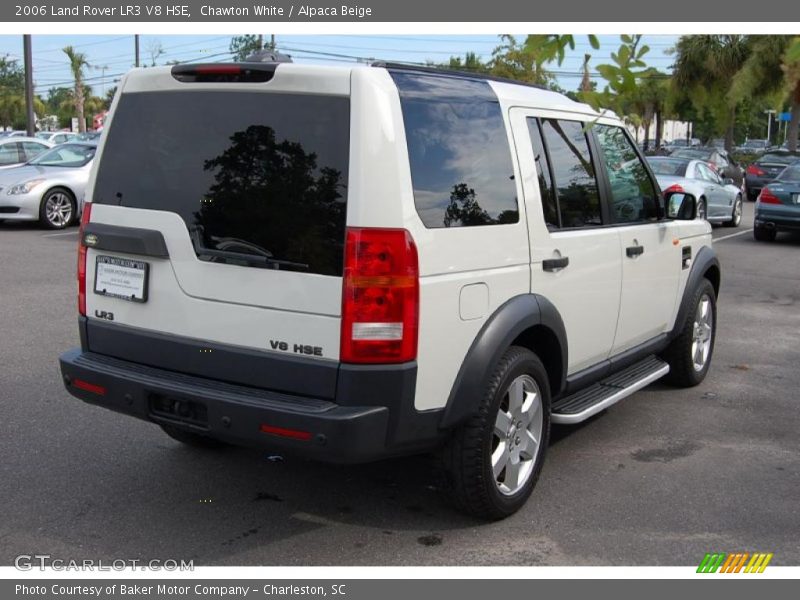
[195,247,309,271]
[188,228,309,271]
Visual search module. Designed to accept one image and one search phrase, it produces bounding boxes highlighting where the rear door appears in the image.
[85,65,351,369]
[511,109,622,374]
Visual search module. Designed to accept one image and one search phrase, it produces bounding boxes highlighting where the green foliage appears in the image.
[229,35,265,62]
[0,57,25,129]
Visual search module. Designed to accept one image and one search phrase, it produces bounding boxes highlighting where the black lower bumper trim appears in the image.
[59,348,409,463]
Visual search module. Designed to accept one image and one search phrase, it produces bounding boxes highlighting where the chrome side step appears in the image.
[551,355,669,425]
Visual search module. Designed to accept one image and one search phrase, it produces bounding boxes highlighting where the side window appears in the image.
[526,118,559,229]
[0,143,21,166]
[594,124,659,223]
[390,72,519,228]
[693,164,704,180]
[20,141,47,161]
[540,119,602,228]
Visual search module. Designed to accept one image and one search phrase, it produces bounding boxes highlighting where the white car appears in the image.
[59,61,719,520]
[647,156,743,227]
[0,142,96,229]
[36,131,79,145]
[0,136,53,170]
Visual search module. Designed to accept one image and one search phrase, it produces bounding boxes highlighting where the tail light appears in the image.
[747,164,766,176]
[77,202,92,316]
[341,228,419,364]
[664,184,685,194]
[758,188,782,204]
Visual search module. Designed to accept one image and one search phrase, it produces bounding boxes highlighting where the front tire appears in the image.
[662,279,717,388]
[697,198,707,221]
[442,346,550,520]
[39,188,76,230]
[724,195,742,228]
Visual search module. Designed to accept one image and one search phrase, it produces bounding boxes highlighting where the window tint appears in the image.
[540,119,601,228]
[594,124,659,223]
[526,118,559,228]
[390,72,519,228]
[94,92,349,277]
[0,142,21,165]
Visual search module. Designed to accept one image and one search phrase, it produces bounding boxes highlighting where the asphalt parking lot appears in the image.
[1,203,799,567]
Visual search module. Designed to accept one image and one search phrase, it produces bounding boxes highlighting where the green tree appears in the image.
[0,57,25,130]
[229,35,267,62]
[731,35,800,151]
[671,35,750,152]
[488,35,555,86]
[63,46,89,132]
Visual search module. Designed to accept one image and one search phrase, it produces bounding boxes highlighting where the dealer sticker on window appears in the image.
[94,256,149,303]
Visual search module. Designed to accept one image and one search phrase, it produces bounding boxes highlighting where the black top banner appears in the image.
[3,0,799,22]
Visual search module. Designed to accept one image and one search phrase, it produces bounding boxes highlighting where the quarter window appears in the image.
[391,71,519,228]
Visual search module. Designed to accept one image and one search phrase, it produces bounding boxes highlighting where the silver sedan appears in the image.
[647,156,743,227]
[0,143,96,229]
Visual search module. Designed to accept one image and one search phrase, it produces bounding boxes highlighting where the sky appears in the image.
[0,34,680,99]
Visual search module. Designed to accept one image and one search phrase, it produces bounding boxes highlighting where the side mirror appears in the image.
[665,190,698,220]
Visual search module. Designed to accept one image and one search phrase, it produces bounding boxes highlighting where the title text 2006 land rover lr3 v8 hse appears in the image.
[59,59,719,519]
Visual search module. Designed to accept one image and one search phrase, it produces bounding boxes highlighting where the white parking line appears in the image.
[714,229,751,243]
[41,231,78,238]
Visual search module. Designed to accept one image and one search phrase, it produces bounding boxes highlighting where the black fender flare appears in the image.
[439,294,568,429]
[670,244,720,340]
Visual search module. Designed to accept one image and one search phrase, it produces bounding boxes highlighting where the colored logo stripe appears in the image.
[697,552,773,573]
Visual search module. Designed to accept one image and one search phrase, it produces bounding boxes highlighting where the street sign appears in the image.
[779,112,792,122]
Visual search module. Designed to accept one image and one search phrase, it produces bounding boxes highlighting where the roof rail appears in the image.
[370,61,549,91]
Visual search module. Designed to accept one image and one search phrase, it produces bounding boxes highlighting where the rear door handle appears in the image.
[542,256,569,272]
[626,245,644,258]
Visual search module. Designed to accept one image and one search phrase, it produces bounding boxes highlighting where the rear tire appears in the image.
[662,279,717,388]
[38,187,76,230]
[723,195,742,228]
[753,226,776,242]
[441,346,550,520]
[160,424,228,449]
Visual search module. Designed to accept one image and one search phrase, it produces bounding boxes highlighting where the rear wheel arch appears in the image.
[440,294,567,429]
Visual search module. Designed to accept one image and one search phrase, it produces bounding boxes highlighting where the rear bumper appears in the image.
[59,344,442,463]
[755,207,800,231]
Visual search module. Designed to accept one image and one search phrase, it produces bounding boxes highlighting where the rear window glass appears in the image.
[390,71,519,228]
[647,157,690,176]
[94,91,349,277]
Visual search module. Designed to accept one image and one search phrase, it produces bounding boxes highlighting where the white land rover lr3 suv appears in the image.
[59,59,719,519]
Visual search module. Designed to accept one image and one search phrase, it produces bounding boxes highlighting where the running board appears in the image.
[551,356,669,425]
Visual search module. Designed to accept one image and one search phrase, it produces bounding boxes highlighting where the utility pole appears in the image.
[92,65,109,97]
[270,34,276,51]
[134,34,140,67]
[23,35,35,136]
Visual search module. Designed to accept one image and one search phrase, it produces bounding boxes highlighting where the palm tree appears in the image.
[672,35,750,152]
[62,46,88,133]
[732,36,800,151]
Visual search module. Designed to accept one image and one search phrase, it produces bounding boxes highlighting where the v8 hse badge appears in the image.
[269,339,323,357]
